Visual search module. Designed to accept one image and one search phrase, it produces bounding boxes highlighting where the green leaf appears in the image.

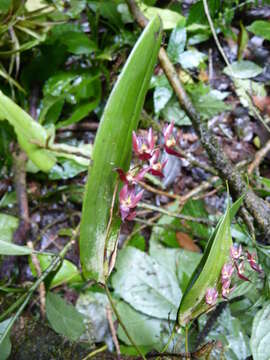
[251,302,270,360]
[79,16,162,282]
[167,21,187,63]
[0,214,18,243]
[187,0,220,26]
[179,49,207,69]
[61,31,97,55]
[112,247,181,320]
[49,158,88,180]
[30,255,82,288]
[76,292,110,345]
[247,20,270,41]
[0,91,56,172]
[0,240,33,256]
[162,98,191,126]
[224,61,263,79]
[192,92,230,119]
[178,200,233,326]
[116,301,172,351]
[139,3,184,30]
[46,292,85,341]
[150,242,202,293]
[0,318,12,360]
[0,0,11,13]
[153,85,173,113]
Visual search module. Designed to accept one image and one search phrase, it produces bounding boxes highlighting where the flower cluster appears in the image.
[118,124,180,221]
[205,244,262,306]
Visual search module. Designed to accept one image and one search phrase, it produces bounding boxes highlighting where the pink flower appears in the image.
[221,262,234,282]
[163,122,180,157]
[247,251,263,273]
[148,149,167,178]
[132,128,155,161]
[230,244,242,260]
[205,287,218,306]
[119,185,144,221]
[235,261,250,282]
[221,281,235,299]
[116,167,149,185]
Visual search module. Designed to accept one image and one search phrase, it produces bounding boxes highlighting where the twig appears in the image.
[12,151,30,245]
[138,202,215,225]
[127,0,270,237]
[248,139,270,175]
[180,176,220,203]
[138,180,183,202]
[106,306,121,359]
[202,0,230,67]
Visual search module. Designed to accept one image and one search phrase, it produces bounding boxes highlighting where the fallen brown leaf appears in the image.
[176,232,200,252]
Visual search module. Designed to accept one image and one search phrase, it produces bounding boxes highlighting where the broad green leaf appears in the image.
[224,61,263,79]
[187,0,220,26]
[0,214,18,243]
[30,255,82,288]
[178,200,233,326]
[60,31,97,55]
[76,292,110,345]
[179,49,207,69]
[247,20,270,41]
[0,91,56,172]
[251,302,270,360]
[116,301,172,351]
[149,242,202,293]
[0,318,12,360]
[0,0,11,13]
[167,21,186,63]
[139,3,184,30]
[0,239,33,256]
[46,292,85,341]
[153,85,173,113]
[112,247,181,320]
[80,16,162,282]
[162,98,191,126]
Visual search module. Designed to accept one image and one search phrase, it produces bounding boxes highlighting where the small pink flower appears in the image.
[132,128,155,161]
[148,149,167,178]
[119,185,144,221]
[230,244,242,260]
[163,122,179,156]
[116,167,149,185]
[235,261,250,282]
[221,282,235,299]
[221,262,234,282]
[247,251,263,273]
[205,287,218,306]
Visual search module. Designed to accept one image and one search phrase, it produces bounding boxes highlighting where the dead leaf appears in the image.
[252,95,270,116]
[176,232,200,252]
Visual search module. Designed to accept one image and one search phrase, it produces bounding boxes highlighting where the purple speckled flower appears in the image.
[221,262,234,282]
[230,244,242,260]
[205,287,218,306]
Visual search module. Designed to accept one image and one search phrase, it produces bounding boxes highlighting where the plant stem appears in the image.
[81,344,108,360]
